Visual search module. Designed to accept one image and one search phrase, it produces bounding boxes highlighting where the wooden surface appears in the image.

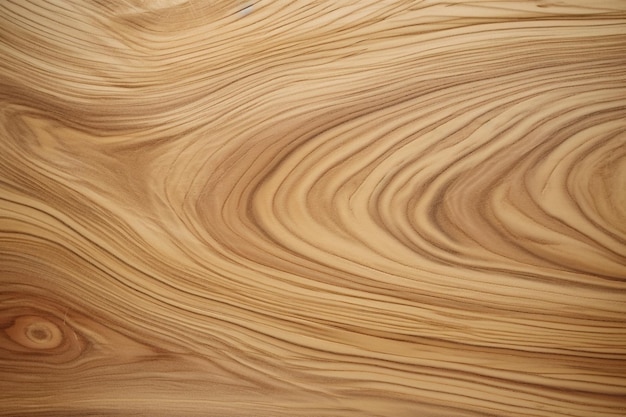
[1,1,626,416]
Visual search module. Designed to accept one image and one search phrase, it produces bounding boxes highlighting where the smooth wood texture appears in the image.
[1,1,625,416]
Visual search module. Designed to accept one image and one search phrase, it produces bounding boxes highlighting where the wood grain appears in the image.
[1,1,625,416]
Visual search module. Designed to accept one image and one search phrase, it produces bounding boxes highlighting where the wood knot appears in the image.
[0,296,88,363]
[5,315,63,350]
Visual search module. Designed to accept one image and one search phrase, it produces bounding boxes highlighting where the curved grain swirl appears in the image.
[1,1,625,416]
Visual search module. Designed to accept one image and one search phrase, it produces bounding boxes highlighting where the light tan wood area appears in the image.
[1,1,625,416]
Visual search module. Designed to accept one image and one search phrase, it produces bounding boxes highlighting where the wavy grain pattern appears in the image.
[1,1,625,416]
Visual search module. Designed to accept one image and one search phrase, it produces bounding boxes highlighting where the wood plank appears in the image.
[1,1,625,416]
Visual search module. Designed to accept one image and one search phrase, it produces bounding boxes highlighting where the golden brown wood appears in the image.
[1,1,625,416]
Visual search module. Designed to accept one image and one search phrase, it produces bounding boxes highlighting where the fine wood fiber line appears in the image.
[0,1,625,416]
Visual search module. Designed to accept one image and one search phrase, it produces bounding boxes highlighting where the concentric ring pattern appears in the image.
[1,1,625,416]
